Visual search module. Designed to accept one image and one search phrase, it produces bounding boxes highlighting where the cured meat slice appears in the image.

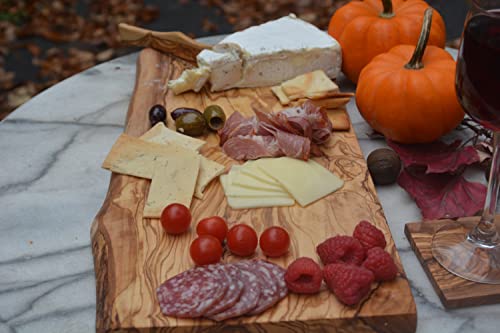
[259,260,288,300]
[219,112,258,145]
[204,264,244,317]
[222,135,281,160]
[219,101,333,161]
[259,123,311,160]
[246,260,281,315]
[210,262,261,321]
[156,265,228,318]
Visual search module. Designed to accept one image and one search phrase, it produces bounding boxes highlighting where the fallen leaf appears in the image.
[387,140,481,174]
[398,168,487,220]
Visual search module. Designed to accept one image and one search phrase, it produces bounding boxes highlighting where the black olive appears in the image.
[175,112,207,137]
[367,148,402,185]
[204,105,226,131]
[171,107,203,121]
[149,104,167,126]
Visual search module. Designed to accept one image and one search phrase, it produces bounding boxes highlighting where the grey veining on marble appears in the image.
[0,39,498,333]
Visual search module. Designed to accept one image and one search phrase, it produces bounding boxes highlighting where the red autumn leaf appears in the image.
[387,140,481,174]
[397,169,487,220]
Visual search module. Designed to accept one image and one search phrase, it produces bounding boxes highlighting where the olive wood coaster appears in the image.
[405,216,500,309]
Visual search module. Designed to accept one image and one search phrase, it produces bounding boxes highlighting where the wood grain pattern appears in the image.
[405,217,500,309]
[118,23,211,64]
[91,48,416,333]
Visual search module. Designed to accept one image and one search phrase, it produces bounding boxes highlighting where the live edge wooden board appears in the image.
[91,48,416,333]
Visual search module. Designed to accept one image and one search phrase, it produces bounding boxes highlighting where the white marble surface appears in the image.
[0,37,498,333]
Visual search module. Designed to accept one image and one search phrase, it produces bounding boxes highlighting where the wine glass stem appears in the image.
[469,132,500,246]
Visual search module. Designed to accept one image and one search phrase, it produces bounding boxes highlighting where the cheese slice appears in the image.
[140,123,206,151]
[220,175,294,209]
[140,123,224,199]
[257,157,344,206]
[223,169,292,198]
[167,66,211,95]
[240,160,286,187]
[230,166,285,193]
[144,155,200,218]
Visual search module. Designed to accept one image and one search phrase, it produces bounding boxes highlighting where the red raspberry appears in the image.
[323,263,374,305]
[316,236,365,266]
[353,220,387,251]
[285,257,322,294]
[362,247,398,281]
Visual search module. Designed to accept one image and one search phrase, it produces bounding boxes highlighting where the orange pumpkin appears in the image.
[356,9,464,144]
[328,0,446,83]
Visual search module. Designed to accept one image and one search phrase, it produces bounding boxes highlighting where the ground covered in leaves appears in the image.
[1,0,462,120]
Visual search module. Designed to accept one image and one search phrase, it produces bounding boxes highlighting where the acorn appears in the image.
[367,148,402,185]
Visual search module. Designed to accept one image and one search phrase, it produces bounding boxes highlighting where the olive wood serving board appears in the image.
[405,217,500,309]
[91,48,416,333]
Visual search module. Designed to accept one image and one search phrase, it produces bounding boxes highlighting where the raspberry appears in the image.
[362,247,398,281]
[323,263,374,305]
[353,220,387,251]
[285,257,322,294]
[316,235,365,266]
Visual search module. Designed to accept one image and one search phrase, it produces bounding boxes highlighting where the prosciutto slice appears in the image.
[220,101,333,161]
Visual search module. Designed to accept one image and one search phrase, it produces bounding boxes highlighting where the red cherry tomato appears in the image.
[196,216,228,243]
[227,224,258,257]
[259,226,290,257]
[190,235,223,265]
[160,203,191,235]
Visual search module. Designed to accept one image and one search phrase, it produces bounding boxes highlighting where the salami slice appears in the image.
[156,265,228,318]
[204,264,244,317]
[245,260,281,315]
[259,260,288,299]
[210,262,261,321]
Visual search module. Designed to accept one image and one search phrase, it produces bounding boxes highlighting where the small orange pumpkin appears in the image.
[356,9,464,144]
[328,0,446,83]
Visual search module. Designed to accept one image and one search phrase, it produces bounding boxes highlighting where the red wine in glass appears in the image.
[456,9,500,131]
[432,2,500,284]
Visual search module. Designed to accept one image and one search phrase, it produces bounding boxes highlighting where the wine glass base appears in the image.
[432,223,500,284]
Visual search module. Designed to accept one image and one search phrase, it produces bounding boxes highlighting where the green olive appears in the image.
[175,112,207,137]
[203,105,226,131]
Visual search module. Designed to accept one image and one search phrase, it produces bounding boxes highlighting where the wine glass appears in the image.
[431,0,500,284]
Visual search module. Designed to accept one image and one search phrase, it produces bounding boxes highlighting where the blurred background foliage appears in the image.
[0,0,469,120]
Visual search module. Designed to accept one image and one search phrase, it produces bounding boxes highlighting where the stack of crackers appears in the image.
[271,70,354,131]
[102,123,225,218]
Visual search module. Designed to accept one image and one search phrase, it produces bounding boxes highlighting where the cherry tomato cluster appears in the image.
[160,203,291,266]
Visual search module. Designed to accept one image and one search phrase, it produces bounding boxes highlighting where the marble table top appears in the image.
[0,36,497,333]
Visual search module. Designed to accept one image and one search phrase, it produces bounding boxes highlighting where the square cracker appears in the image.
[281,70,339,101]
[140,123,224,199]
[143,155,200,218]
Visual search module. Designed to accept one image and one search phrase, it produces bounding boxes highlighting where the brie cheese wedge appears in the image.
[168,14,341,94]
[167,66,211,95]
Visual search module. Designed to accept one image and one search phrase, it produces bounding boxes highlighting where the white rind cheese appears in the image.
[169,14,342,94]
[167,66,211,95]
[197,14,341,91]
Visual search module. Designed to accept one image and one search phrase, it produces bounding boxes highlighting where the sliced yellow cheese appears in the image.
[140,123,206,151]
[230,166,285,193]
[220,175,294,209]
[224,169,292,198]
[144,154,200,218]
[241,160,288,187]
[257,157,344,207]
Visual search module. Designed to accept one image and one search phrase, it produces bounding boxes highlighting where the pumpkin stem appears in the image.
[380,0,395,18]
[405,8,433,70]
